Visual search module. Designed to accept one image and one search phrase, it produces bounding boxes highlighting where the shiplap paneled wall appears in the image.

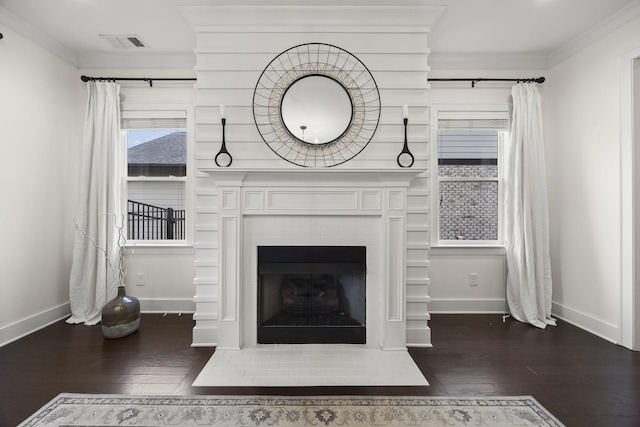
[179,3,441,347]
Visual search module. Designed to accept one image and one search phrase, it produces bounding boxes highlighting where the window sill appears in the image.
[124,243,194,256]
[430,245,505,256]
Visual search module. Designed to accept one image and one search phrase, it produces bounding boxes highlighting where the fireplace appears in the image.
[191,170,430,350]
[257,246,366,344]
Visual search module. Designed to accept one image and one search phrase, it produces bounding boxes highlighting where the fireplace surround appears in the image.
[180,0,436,352]
[192,170,431,350]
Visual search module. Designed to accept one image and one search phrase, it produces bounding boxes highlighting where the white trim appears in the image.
[0,303,71,348]
[121,102,195,246]
[552,302,619,344]
[124,244,194,255]
[140,298,196,314]
[428,298,507,314]
[548,1,640,68]
[430,246,505,256]
[430,2,640,70]
[430,104,510,248]
[620,45,640,350]
[0,6,80,66]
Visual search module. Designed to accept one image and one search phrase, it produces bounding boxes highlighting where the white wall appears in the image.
[0,25,83,345]
[544,15,640,341]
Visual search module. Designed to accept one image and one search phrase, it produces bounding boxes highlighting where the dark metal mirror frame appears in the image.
[253,43,381,168]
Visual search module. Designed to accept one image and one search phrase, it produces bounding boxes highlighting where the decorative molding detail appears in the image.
[0,6,79,66]
[361,190,381,210]
[0,303,70,347]
[388,190,405,210]
[552,302,619,344]
[221,190,237,210]
[267,190,358,212]
[244,191,264,210]
[386,216,405,322]
[429,1,640,70]
[220,216,239,322]
[548,0,640,68]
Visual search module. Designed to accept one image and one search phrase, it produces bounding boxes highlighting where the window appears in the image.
[431,107,509,246]
[121,105,193,243]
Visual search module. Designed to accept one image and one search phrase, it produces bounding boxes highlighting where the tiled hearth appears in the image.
[194,344,428,387]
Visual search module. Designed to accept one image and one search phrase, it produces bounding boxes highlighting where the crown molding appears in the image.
[547,0,640,68]
[0,6,79,66]
[429,0,640,71]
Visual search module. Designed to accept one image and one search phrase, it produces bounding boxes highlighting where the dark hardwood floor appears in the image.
[1,313,639,426]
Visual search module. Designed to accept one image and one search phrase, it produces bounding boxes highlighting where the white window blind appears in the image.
[438,111,510,130]
[121,110,187,129]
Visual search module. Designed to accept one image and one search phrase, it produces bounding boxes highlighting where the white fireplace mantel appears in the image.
[192,167,430,350]
[200,168,426,183]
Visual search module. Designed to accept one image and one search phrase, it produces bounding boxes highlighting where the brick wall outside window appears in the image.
[438,164,498,241]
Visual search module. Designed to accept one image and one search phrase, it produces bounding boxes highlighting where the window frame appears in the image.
[120,103,195,248]
[430,104,509,248]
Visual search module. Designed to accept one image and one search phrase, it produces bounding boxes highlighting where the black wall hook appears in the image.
[397,117,414,168]
[215,118,233,167]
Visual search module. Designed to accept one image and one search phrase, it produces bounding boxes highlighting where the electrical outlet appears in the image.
[469,273,479,286]
[136,273,145,286]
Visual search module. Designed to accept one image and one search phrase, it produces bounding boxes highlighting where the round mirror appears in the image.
[253,43,381,167]
[281,76,352,145]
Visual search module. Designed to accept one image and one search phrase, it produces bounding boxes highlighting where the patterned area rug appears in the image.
[19,394,565,426]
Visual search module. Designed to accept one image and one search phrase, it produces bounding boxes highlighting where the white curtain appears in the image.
[505,83,556,329]
[67,81,123,326]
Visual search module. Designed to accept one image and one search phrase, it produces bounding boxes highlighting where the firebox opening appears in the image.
[257,246,366,344]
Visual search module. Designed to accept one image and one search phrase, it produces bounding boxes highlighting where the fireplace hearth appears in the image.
[257,246,366,344]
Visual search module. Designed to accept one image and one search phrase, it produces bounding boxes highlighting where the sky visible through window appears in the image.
[127,130,177,148]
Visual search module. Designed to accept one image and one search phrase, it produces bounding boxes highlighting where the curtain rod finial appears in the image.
[81,75,90,82]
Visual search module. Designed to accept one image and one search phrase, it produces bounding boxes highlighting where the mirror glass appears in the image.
[281,75,352,144]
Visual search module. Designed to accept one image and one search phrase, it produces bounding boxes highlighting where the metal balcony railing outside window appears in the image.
[127,200,185,240]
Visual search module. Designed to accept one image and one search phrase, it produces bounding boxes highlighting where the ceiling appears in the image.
[1,0,639,70]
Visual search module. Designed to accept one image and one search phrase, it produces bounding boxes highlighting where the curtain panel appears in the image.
[505,83,556,329]
[67,81,123,326]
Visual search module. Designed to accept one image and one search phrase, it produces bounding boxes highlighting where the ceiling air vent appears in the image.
[99,34,148,49]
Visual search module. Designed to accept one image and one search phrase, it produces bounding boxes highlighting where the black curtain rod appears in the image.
[429,77,545,88]
[80,75,196,87]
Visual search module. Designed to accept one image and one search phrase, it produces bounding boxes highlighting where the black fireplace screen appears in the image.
[257,246,366,344]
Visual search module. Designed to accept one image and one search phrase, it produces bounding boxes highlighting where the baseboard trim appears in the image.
[140,298,195,314]
[0,303,71,348]
[429,299,620,344]
[428,298,507,314]
[551,302,619,344]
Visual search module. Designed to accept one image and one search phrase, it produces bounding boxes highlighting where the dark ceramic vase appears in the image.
[101,286,141,339]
